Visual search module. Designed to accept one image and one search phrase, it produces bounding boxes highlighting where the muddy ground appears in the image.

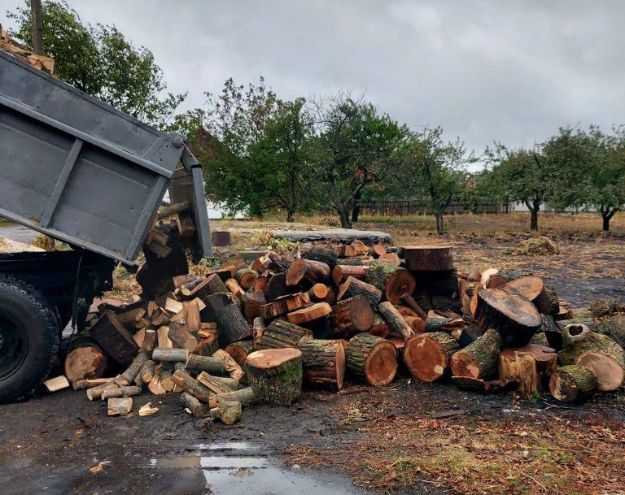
[1,215,624,494]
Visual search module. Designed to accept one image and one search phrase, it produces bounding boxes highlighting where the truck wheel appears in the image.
[0,275,59,402]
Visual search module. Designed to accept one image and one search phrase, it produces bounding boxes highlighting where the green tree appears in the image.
[8,0,184,127]
[397,127,471,234]
[313,97,408,228]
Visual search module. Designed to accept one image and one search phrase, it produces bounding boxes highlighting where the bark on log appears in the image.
[86,381,118,401]
[366,263,416,305]
[400,294,428,320]
[172,369,211,403]
[549,365,598,402]
[402,245,453,271]
[196,371,239,394]
[90,312,139,366]
[264,273,291,302]
[596,315,625,348]
[260,292,311,319]
[236,269,258,290]
[403,332,459,382]
[332,265,369,286]
[190,274,228,301]
[498,344,557,397]
[346,333,397,386]
[121,352,148,384]
[181,391,210,417]
[186,354,226,375]
[286,258,331,286]
[244,348,303,405]
[337,276,382,308]
[475,288,542,347]
[298,339,346,391]
[368,314,390,338]
[303,248,338,269]
[211,400,242,425]
[204,292,252,347]
[256,319,313,349]
[152,348,189,362]
[540,314,563,349]
[101,385,142,400]
[450,328,501,379]
[378,301,414,339]
[287,302,332,325]
[329,296,374,337]
[209,387,256,409]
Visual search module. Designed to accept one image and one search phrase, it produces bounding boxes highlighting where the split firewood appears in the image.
[498,344,557,397]
[160,369,176,392]
[141,329,157,353]
[287,302,332,325]
[165,297,184,315]
[378,302,414,339]
[403,332,459,382]
[236,269,259,289]
[337,277,382,308]
[181,392,210,417]
[224,340,255,366]
[196,372,239,394]
[167,323,197,352]
[133,328,146,348]
[251,254,272,273]
[64,336,106,384]
[243,290,266,321]
[204,293,252,346]
[107,397,133,416]
[186,354,226,375]
[475,288,542,347]
[44,375,70,393]
[286,258,331,286]
[210,400,242,425]
[368,314,390,338]
[209,387,256,409]
[402,245,453,271]
[549,365,598,402]
[172,370,211,403]
[188,273,228,301]
[378,252,401,265]
[302,247,338,269]
[140,360,157,383]
[299,339,346,391]
[183,300,202,332]
[260,292,311,319]
[339,240,369,257]
[139,402,159,417]
[505,276,554,314]
[256,319,313,349]
[450,328,501,379]
[87,381,118,401]
[370,243,387,258]
[225,278,246,300]
[148,368,166,396]
[151,309,170,327]
[244,348,303,405]
[329,296,374,337]
[366,263,416,305]
[332,264,369,285]
[121,352,148,384]
[157,326,173,349]
[101,385,142,400]
[307,283,331,302]
[152,348,189,363]
[558,326,624,391]
[90,312,139,366]
[252,317,266,348]
[212,349,245,381]
[346,333,398,386]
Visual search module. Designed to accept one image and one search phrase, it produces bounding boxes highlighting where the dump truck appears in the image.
[0,50,212,401]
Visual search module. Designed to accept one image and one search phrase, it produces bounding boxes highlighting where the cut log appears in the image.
[140,360,157,383]
[181,392,210,417]
[450,328,501,379]
[167,323,197,352]
[286,258,331,286]
[64,340,106,384]
[72,377,114,391]
[188,274,228,301]
[267,252,291,273]
[475,288,542,347]
[332,264,369,286]
[339,240,370,258]
[101,385,142,400]
[549,365,598,402]
[368,314,390,338]
[403,332,459,382]
[224,340,255,366]
[236,269,258,290]
[498,344,557,397]
[107,397,133,416]
[366,263,416,305]
[402,245,453,271]
[211,399,242,425]
[90,312,139,366]
[152,347,189,363]
[44,375,70,392]
[251,254,272,273]
[558,329,625,391]
[378,302,414,339]
[346,333,397,386]
[196,372,239,395]
[257,319,313,349]
[204,293,252,347]
[225,278,245,300]
[264,273,292,302]
[260,292,311,319]
[329,296,374,337]
[86,381,118,401]
[337,277,382,308]
[371,243,387,258]
[298,339,346,391]
[172,369,211,403]
[287,302,332,325]
[244,348,303,405]
[480,268,507,288]
[400,294,428,320]
[212,349,245,381]
[141,329,157,353]
[307,283,331,302]
[183,300,202,333]
[596,314,625,348]
[505,276,552,314]
[186,354,226,375]
[303,248,338,269]
[209,387,256,409]
[540,314,563,349]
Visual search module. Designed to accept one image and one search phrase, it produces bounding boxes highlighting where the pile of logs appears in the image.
[51,238,625,418]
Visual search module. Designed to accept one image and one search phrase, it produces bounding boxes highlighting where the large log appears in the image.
[378,302,414,339]
[549,365,598,402]
[558,327,625,391]
[475,288,542,347]
[403,332,459,382]
[596,314,625,348]
[346,333,397,386]
[505,276,553,314]
[337,276,382,308]
[244,348,303,405]
[329,296,374,337]
[243,290,266,322]
[302,248,338,269]
[189,273,228,301]
[286,258,331,286]
[298,339,346,391]
[287,302,332,325]
[64,336,106,384]
[450,328,501,379]
[257,319,313,349]
[498,344,557,397]
[204,293,252,347]
[401,245,453,271]
[366,263,416,304]
[90,312,139,366]
[263,273,292,302]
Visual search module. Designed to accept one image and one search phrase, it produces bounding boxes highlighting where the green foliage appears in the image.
[8,0,184,127]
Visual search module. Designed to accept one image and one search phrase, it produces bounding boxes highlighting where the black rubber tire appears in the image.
[0,275,59,402]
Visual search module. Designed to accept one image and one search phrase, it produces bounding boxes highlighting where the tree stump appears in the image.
[286,259,331,286]
[505,276,552,314]
[329,296,374,337]
[549,365,598,402]
[403,332,459,382]
[256,319,313,349]
[346,333,397,386]
[401,245,453,271]
[298,339,346,391]
[365,263,416,304]
[450,328,501,379]
[498,344,557,397]
[337,276,382,308]
[475,288,542,347]
[287,302,332,325]
[244,349,303,405]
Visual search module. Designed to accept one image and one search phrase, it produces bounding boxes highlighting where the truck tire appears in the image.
[0,275,59,402]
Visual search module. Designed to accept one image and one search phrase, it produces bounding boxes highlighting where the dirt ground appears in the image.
[1,213,624,494]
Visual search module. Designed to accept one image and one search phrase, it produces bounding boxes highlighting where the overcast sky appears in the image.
[3,1,625,163]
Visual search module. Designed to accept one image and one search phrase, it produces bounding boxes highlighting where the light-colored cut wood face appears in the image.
[364,342,398,386]
[246,348,302,369]
[577,352,624,391]
[404,336,446,382]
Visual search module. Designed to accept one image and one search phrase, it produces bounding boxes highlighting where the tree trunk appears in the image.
[329,296,374,337]
[434,212,445,235]
[530,208,538,231]
[351,191,361,223]
[286,208,295,223]
[338,207,352,229]
[603,212,611,232]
